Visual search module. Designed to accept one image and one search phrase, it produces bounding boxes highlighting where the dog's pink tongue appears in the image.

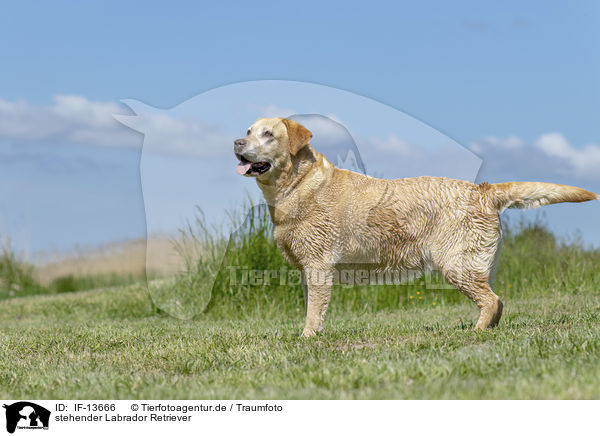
[236,162,252,175]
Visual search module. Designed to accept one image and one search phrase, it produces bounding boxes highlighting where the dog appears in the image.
[234,118,598,337]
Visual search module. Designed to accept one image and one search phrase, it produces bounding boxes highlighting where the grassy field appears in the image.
[1,208,599,399]
[0,285,599,399]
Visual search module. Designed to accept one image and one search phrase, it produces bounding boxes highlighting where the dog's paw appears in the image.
[301,328,317,338]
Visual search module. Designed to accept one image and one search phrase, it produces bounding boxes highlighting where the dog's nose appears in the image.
[234,138,247,153]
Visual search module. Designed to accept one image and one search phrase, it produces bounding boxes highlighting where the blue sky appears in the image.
[0,1,598,254]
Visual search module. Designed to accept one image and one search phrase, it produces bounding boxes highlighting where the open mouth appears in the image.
[235,154,272,176]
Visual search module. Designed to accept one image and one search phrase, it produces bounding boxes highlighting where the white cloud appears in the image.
[534,133,600,176]
[0,95,135,147]
[468,135,524,153]
[368,135,418,156]
[0,95,237,156]
[534,132,571,156]
[117,108,232,156]
[4,95,598,182]
[470,132,600,180]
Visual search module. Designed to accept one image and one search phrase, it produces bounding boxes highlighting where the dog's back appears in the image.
[320,170,501,272]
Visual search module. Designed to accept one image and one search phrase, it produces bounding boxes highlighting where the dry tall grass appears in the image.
[33,234,183,285]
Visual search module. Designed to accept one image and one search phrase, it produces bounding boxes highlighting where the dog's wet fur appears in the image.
[234,118,598,337]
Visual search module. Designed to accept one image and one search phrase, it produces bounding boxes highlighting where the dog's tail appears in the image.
[486,182,598,212]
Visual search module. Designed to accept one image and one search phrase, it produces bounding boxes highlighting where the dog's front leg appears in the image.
[301,270,308,315]
[301,267,333,337]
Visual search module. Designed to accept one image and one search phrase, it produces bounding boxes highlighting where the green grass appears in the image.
[1,207,599,399]
[0,247,144,301]
[0,245,45,299]
[0,284,599,399]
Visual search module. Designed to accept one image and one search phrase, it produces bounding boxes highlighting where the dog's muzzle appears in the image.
[233,138,272,176]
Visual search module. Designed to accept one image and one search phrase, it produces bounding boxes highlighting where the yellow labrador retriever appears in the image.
[234,118,598,337]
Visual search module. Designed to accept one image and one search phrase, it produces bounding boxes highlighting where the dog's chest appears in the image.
[273,223,303,267]
[271,205,427,271]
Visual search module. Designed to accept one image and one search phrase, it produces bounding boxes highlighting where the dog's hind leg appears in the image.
[435,214,504,329]
[441,265,504,330]
[467,282,503,329]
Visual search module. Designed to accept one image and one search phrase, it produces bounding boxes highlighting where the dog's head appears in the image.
[233,118,312,179]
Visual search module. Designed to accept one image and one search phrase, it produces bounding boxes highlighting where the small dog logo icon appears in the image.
[3,402,50,433]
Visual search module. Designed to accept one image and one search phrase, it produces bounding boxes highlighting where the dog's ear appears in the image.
[282,118,312,155]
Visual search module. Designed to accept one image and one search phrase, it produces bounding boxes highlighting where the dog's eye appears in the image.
[264,130,272,137]
[246,129,251,136]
